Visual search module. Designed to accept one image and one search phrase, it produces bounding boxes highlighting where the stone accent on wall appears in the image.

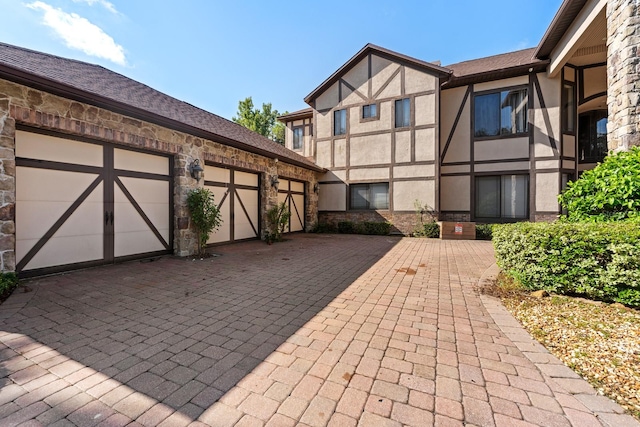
[318,211,435,235]
[0,78,319,269]
[534,213,559,223]
[607,0,640,151]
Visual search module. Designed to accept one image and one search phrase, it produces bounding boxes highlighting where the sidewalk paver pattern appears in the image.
[0,234,636,426]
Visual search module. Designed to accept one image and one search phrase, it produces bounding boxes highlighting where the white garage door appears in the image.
[204,164,260,244]
[277,178,305,233]
[16,130,172,277]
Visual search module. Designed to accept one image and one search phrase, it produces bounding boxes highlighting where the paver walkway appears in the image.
[0,234,636,426]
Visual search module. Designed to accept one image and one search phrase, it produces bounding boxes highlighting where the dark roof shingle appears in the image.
[442,48,548,89]
[0,42,322,171]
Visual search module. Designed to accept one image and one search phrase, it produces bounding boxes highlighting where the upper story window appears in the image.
[395,98,410,128]
[562,83,576,133]
[334,109,346,136]
[474,88,528,137]
[292,128,303,150]
[350,183,389,210]
[362,104,377,119]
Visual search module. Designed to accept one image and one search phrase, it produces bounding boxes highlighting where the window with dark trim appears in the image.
[292,128,303,150]
[475,175,529,220]
[362,104,377,119]
[474,88,528,137]
[334,109,346,136]
[395,98,410,128]
[562,83,576,133]
[578,110,607,163]
[350,183,389,210]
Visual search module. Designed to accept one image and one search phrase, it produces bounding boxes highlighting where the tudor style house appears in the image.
[279,0,638,234]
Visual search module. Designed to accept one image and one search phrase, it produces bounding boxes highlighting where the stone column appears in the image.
[0,99,15,272]
[607,0,640,151]
[174,148,203,256]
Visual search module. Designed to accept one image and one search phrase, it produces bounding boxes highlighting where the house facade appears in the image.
[0,43,322,277]
[280,0,638,234]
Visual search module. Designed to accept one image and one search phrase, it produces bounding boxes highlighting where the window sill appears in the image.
[474,132,528,141]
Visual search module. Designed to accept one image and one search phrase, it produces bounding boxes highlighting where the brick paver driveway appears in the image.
[0,234,636,426]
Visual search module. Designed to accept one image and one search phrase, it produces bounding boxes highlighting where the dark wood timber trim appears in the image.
[17,174,104,272]
[579,91,607,106]
[340,78,368,101]
[235,188,258,237]
[529,74,536,222]
[114,176,169,250]
[373,66,401,99]
[15,158,103,175]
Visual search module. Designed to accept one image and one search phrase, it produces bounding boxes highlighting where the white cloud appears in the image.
[71,0,118,15]
[26,1,126,65]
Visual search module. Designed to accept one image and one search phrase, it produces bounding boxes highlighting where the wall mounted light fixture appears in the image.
[270,175,280,190]
[190,159,204,182]
[313,183,319,194]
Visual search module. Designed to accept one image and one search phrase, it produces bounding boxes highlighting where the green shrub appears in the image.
[337,221,355,234]
[313,222,337,233]
[475,224,493,240]
[0,272,18,302]
[359,221,392,235]
[187,188,222,256]
[336,220,391,235]
[422,222,440,238]
[266,202,291,243]
[559,147,640,222]
[493,222,640,307]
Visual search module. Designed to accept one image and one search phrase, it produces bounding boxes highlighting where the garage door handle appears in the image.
[110,211,114,225]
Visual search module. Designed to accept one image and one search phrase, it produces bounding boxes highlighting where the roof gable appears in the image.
[304,44,452,105]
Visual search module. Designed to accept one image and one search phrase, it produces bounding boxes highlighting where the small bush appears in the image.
[187,188,222,257]
[493,222,640,307]
[335,221,391,235]
[0,272,18,302]
[359,221,392,235]
[475,224,493,240]
[422,222,440,238]
[337,221,355,234]
[313,222,337,233]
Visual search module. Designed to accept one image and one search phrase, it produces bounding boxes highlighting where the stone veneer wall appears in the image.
[0,78,318,271]
[318,211,436,235]
[607,0,640,151]
[439,212,472,223]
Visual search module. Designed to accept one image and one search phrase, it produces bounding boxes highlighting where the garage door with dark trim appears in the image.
[204,164,260,244]
[16,129,173,277]
[278,178,305,233]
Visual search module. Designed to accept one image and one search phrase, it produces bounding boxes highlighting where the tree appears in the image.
[232,97,287,145]
[187,188,222,257]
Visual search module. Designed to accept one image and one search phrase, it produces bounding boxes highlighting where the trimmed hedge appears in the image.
[333,221,392,235]
[493,222,640,307]
[475,224,493,240]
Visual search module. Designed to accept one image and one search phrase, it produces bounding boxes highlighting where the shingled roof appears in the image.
[0,42,323,172]
[442,48,549,89]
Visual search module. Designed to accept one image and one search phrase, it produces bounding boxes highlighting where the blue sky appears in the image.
[0,0,563,120]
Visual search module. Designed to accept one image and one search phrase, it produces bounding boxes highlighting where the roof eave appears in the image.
[0,63,324,173]
[441,61,550,89]
[534,0,588,59]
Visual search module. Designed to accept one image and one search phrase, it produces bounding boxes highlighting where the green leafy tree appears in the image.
[187,188,223,257]
[265,202,291,243]
[559,147,640,222]
[232,97,287,145]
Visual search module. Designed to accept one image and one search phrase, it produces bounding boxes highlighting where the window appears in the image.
[475,175,529,220]
[334,109,346,136]
[395,98,410,128]
[562,83,576,133]
[362,104,377,119]
[292,128,303,150]
[350,183,389,210]
[474,88,528,137]
[578,110,608,163]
